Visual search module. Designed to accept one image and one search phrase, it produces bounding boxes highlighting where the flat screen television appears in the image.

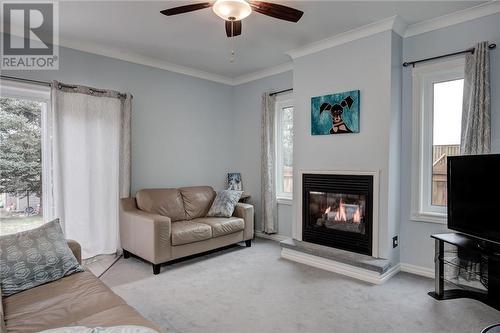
[447,154,500,245]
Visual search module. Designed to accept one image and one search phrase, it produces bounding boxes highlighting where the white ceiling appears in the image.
[55,1,486,79]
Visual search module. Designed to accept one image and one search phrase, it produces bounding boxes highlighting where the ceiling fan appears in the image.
[160,0,304,38]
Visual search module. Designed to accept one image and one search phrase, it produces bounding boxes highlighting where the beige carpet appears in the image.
[100,239,500,333]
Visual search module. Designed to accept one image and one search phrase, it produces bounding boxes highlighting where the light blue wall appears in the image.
[400,13,500,269]
[232,71,293,234]
[389,31,403,264]
[2,40,234,194]
[2,33,294,235]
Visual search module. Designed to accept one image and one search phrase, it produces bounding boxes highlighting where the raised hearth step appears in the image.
[280,238,391,274]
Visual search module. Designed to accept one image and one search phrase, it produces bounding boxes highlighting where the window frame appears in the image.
[0,80,53,222]
[275,93,293,204]
[410,57,464,224]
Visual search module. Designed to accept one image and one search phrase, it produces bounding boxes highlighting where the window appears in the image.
[0,80,52,235]
[275,94,293,202]
[410,58,464,223]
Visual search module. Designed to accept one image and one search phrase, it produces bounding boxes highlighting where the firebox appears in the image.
[302,173,373,256]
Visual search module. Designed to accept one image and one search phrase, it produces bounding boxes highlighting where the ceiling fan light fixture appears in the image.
[212,0,252,21]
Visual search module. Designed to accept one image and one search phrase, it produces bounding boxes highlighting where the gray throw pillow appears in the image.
[0,219,84,297]
[207,190,243,218]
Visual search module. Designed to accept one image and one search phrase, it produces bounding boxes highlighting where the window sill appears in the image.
[277,197,293,206]
[410,211,447,224]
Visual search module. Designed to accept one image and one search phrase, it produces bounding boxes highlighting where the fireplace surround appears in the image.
[302,173,373,256]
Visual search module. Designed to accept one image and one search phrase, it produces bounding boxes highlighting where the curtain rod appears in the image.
[403,43,496,67]
[1,75,51,87]
[0,74,131,99]
[270,88,293,96]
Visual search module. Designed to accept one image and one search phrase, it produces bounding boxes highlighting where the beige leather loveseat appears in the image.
[120,186,254,274]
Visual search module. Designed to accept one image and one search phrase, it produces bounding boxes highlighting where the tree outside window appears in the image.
[0,97,44,234]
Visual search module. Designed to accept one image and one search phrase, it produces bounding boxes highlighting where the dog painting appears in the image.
[311,90,360,135]
[227,172,242,191]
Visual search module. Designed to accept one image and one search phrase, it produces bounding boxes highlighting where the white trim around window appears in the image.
[410,57,464,224]
[275,92,293,202]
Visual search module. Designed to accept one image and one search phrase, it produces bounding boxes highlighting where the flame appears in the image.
[353,206,361,223]
[334,199,347,222]
[324,200,362,223]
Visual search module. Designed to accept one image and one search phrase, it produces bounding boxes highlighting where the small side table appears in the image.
[239,193,251,203]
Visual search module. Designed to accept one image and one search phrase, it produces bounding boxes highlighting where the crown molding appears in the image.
[405,1,500,38]
[232,62,293,86]
[0,26,234,85]
[286,1,500,60]
[1,26,292,86]
[392,15,409,37]
[286,16,404,60]
[58,37,235,86]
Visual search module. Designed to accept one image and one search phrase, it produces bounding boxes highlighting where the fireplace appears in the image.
[302,173,373,256]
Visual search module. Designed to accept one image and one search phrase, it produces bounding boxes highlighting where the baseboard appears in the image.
[400,263,435,279]
[281,247,401,285]
[255,231,289,242]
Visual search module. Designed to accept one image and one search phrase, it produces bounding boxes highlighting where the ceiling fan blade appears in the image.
[160,3,212,16]
[225,20,242,37]
[249,1,303,22]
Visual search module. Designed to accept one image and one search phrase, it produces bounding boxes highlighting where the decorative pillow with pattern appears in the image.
[207,190,243,218]
[0,219,84,297]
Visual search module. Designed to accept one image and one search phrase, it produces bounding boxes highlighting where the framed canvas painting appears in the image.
[311,90,360,135]
[227,172,242,191]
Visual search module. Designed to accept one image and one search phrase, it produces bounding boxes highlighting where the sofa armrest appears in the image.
[120,198,172,264]
[233,203,254,240]
[67,239,82,264]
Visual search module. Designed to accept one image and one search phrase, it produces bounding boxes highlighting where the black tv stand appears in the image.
[476,240,500,256]
[430,233,500,310]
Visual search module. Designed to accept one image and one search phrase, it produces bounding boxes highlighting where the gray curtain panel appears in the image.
[460,41,491,155]
[261,93,278,234]
[120,95,132,198]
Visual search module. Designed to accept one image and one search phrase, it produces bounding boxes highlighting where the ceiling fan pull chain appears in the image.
[230,21,236,63]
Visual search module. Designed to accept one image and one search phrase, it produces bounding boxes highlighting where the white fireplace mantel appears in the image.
[293,169,380,258]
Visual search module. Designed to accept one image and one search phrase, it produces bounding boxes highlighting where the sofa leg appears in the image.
[123,250,130,259]
[245,239,252,247]
[152,264,161,275]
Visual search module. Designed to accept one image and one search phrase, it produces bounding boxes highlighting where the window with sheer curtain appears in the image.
[275,94,293,203]
[410,58,464,223]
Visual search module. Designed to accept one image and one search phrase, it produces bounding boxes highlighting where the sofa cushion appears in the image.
[207,190,243,217]
[0,219,84,297]
[171,221,213,246]
[193,217,244,237]
[2,271,160,333]
[179,186,216,220]
[136,188,186,221]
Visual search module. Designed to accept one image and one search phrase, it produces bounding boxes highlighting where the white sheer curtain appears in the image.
[51,82,131,259]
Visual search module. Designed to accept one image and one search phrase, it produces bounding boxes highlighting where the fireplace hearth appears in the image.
[302,173,373,256]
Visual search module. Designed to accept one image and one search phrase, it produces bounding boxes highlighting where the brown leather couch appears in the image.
[1,240,161,333]
[120,186,254,274]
